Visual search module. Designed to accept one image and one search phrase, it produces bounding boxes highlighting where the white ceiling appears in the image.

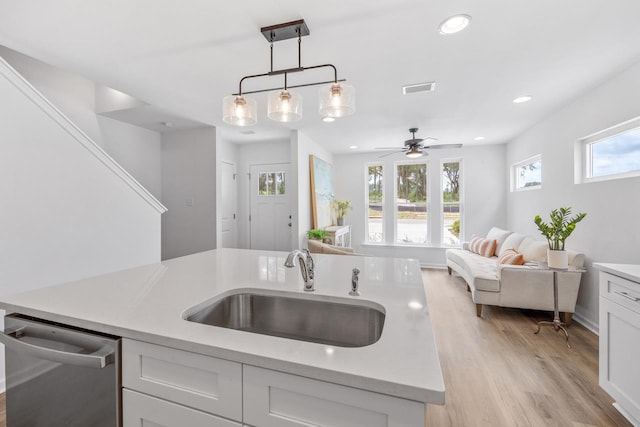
[2,1,640,153]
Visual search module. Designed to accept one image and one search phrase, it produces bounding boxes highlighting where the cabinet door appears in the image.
[123,389,241,427]
[122,339,242,421]
[600,297,640,424]
[243,365,425,427]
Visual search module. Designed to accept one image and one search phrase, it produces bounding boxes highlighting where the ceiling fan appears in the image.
[376,128,462,158]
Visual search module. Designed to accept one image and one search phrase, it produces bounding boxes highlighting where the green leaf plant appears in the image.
[534,207,587,251]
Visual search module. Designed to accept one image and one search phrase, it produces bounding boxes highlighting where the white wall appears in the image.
[292,131,334,250]
[236,139,291,249]
[161,128,217,259]
[0,46,162,200]
[506,59,640,331]
[333,145,506,266]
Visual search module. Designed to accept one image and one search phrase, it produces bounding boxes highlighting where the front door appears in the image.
[250,163,292,251]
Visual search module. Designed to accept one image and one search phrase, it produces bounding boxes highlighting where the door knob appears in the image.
[288,223,292,227]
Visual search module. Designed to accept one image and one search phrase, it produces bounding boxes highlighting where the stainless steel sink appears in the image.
[185,292,385,347]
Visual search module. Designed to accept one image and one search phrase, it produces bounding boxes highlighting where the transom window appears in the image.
[580,118,640,182]
[511,155,541,191]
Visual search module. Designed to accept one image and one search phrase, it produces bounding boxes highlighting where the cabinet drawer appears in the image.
[123,389,241,427]
[600,272,640,314]
[122,339,242,421]
[243,365,425,427]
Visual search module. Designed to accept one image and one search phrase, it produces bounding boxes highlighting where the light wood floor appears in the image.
[424,268,630,427]
[0,270,629,426]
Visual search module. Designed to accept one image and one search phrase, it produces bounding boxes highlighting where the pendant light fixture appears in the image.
[222,19,355,126]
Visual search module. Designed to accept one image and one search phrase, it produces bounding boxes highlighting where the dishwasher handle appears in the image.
[0,326,115,369]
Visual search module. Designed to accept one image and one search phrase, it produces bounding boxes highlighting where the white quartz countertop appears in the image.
[0,249,444,404]
[594,263,640,283]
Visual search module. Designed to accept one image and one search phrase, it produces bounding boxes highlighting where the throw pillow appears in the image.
[498,248,525,265]
[470,237,497,258]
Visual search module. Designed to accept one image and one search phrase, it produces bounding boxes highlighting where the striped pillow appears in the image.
[498,248,525,265]
[470,238,497,258]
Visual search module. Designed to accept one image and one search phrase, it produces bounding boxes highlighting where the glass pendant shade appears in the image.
[319,83,355,118]
[267,90,302,122]
[405,146,424,158]
[222,95,257,126]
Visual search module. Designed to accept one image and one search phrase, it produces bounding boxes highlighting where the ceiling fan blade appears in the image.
[377,150,403,158]
[422,143,463,150]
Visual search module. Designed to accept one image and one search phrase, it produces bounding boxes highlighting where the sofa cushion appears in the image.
[498,249,524,265]
[486,227,513,254]
[470,237,497,257]
[447,249,500,292]
[517,237,548,262]
[498,232,526,257]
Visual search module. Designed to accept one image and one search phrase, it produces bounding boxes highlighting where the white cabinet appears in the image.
[324,225,351,247]
[243,365,425,427]
[599,270,640,426]
[122,338,427,427]
[123,389,241,427]
[122,339,242,423]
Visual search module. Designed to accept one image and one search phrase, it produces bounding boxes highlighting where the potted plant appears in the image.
[332,199,352,226]
[534,207,587,268]
[307,229,327,242]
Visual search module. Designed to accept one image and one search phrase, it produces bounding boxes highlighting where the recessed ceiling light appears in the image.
[322,117,335,123]
[473,136,485,141]
[513,96,532,104]
[349,145,358,149]
[439,14,471,35]
[408,301,424,310]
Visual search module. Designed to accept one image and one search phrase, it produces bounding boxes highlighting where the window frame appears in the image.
[579,116,640,184]
[365,162,384,244]
[511,154,542,192]
[393,159,430,246]
[441,158,463,247]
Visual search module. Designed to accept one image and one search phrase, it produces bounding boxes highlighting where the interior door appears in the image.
[250,163,292,251]
[220,161,237,248]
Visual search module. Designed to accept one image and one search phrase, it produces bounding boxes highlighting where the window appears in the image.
[395,162,428,244]
[258,172,285,195]
[367,164,383,243]
[580,118,640,182]
[442,160,461,246]
[512,155,541,191]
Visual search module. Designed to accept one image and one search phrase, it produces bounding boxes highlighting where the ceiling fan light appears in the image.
[405,146,424,158]
[222,95,257,126]
[267,89,302,122]
[319,83,355,118]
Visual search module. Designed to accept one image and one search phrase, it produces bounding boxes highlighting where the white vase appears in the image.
[547,249,568,269]
[337,217,344,226]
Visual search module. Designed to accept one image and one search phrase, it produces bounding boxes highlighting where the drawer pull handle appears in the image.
[614,290,640,301]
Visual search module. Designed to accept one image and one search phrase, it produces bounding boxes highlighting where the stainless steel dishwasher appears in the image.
[1,314,121,426]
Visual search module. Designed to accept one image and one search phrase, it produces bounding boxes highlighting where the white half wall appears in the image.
[0,54,164,391]
[0,46,162,200]
[506,58,640,330]
[161,128,217,260]
[333,144,506,266]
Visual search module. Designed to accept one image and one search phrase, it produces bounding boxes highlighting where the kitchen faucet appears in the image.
[284,249,315,291]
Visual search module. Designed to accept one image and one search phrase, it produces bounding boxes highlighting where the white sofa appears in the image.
[445,227,585,323]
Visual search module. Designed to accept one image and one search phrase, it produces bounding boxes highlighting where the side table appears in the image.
[532,263,586,348]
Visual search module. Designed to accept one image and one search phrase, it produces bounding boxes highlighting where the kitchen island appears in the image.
[0,249,444,426]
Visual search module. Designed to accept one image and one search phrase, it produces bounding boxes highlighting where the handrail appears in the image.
[0,55,167,214]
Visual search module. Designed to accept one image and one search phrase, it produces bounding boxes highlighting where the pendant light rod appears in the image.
[235,63,340,96]
[233,78,346,96]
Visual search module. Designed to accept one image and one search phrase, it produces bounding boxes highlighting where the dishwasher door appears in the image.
[1,314,121,427]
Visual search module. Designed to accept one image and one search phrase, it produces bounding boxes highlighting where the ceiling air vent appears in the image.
[402,82,436,95]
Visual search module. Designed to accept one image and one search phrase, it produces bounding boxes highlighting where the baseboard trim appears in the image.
[573,311,599,335]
